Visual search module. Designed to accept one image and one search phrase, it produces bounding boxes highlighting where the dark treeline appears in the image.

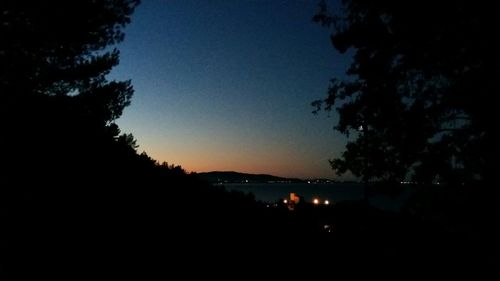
[0,1,267,278]
[314,0,500,185]
[0,1,342,278]
[312,0,500,271]
[1,0,498,278]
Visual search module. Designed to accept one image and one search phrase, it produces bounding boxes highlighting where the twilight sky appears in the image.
[110,0,351,179]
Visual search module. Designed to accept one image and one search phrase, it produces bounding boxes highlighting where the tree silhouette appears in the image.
[1,1,137,102]
[1,0,141,173]
[313,0,499,184]
[0,1,145,279]
[1,3,312,278]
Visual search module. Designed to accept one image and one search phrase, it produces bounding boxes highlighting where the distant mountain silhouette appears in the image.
[197,171,305,183]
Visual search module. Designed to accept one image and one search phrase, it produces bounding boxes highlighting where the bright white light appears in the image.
[313,198,320,205]
[283,199,288,204]
[324,200,330,205]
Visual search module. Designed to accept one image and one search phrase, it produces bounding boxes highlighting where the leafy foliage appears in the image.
[1,3,308,279]
[1,0,141,175]
[313,0,500,184]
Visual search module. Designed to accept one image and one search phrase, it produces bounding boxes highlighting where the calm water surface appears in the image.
[223,183,364,203]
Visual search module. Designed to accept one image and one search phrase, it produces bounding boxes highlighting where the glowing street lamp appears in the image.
[313,198,320,205]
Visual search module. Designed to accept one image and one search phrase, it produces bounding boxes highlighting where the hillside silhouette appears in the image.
[0,1,275,278]
[0,1,350,278]
[1,0,499,278]
[198,171,305,183]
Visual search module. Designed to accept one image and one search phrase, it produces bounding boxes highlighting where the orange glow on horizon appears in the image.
[165,158,331,179]
[130,133,337,179]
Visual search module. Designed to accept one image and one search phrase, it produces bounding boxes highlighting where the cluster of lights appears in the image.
[282,193,332,208]
[312,198,330,205]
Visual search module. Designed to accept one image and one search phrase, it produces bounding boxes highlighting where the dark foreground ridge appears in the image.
[1,1,499,278]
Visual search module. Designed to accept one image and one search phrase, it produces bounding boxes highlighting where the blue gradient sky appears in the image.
[110,0,351,179]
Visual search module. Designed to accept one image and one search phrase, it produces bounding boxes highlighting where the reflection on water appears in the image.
[223,183,364,203]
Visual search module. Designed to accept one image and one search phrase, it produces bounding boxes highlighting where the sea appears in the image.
[222,182,365,204]
[223,182,413,212]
